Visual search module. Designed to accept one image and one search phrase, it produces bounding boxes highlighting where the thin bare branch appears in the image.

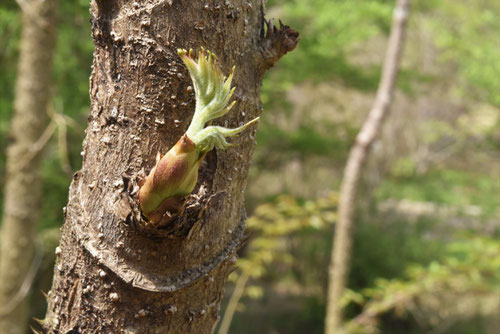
[325,0,411,333]
[0,239,44,317]
[217,272,250,334]
[14,120,57,172]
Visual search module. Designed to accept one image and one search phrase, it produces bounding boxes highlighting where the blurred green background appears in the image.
[1,0,499,333]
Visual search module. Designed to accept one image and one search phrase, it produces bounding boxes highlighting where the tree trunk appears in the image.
[0,1,58,333]
[42,1,298,333]
[325,0,410,333]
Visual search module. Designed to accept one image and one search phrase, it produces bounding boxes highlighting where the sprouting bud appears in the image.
[177,48,259,149]
[138,48,259,224]
[138,134,202,221]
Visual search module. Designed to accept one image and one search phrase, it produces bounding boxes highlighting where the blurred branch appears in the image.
[14,119,57,172]
[325,0,411,333]
[14,104,77,174]
[0,239,43,318]
[218,272,250,334]
[51,104,77,175]
[15,0,29,12]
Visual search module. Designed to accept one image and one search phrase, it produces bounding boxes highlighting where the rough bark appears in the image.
[325,0,410,333]
[42,1,298,333]
[0,1,58,333]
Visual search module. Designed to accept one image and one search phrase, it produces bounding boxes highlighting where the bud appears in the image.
[138,48,259,224]
[138,134,203,221]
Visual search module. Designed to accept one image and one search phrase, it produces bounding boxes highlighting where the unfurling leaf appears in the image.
[138,48,259,224]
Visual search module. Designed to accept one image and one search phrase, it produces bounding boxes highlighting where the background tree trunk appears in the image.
[42,1,297,333]
[325,0,410,333]
[0,1,58,333]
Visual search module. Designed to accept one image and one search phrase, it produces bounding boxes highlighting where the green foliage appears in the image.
[228,193,448,333]
[350,214,444,292]
[256,124,353,163]
[433,0,500,107]
[262,0,394,112]
[255,0,430,178]
[345,236,500,333]
[232,193,337,296]
[376,168,500,215]
[223,194,336,333]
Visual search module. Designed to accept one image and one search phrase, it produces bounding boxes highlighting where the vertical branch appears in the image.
[325,0,411,333]
[0,0,59,333]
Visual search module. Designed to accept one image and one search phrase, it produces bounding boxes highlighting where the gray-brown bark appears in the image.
[325,0,410,333]
[0,1,58,333]
[41,1,298,333]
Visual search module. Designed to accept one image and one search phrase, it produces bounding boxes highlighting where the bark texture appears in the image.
[42,1,298,333]
[0,1,58,333]
[325,0,410,333]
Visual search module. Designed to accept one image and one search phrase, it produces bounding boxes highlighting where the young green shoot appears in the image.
[138,48,258,224]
